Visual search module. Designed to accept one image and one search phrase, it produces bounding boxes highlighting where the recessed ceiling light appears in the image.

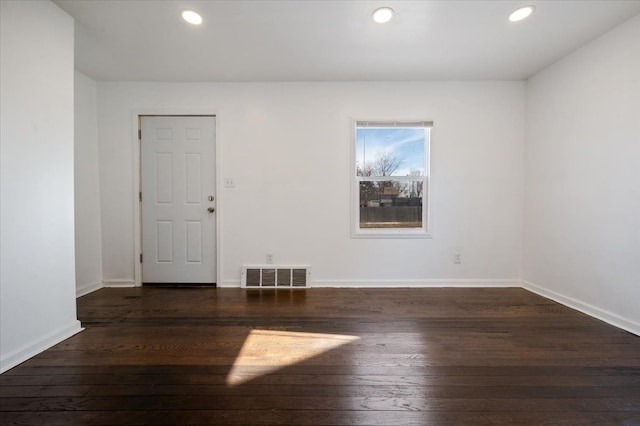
[372,7,394,24]
[509,5,535,22]
[182,10,203,25]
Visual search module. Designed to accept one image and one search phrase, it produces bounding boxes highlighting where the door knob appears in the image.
[207,207,215,213]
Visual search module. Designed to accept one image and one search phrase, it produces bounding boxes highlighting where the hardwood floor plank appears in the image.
[3,383,640,399]
[3,372,640,388]
[5,364,639,377]
[2,395,640,413]
[2,410,640,426]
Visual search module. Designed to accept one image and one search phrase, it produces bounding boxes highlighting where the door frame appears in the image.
[132,110,222,287]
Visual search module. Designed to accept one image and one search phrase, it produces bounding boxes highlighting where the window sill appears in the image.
[351,229,433,239]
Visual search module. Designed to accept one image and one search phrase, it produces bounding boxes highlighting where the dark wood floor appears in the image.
[1,287,639,425]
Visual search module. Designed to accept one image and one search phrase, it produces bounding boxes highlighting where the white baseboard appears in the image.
[76,281,103,298]
[522,280,640,337]
[312,279,520,288]
[0,320,83,374]
[102,279,136,288]
[219,279,519,288]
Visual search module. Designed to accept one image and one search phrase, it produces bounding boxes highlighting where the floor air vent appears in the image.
[242,266,310,288]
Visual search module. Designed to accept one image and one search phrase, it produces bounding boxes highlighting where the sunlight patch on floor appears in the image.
[226,329,360,386]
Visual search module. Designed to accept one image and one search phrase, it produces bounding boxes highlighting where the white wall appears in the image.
[97,81,525,287]
[74,71,103,297]
[0,0,82,372]
[524,15,640,334]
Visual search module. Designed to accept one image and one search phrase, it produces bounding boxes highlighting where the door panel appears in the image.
[155,153,173,203]
[156,221,173,263]
[141,116,216,283]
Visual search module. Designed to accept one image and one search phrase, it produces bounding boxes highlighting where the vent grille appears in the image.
[242,266,310,288]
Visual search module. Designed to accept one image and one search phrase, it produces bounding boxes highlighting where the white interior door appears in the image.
[141,116,216,284]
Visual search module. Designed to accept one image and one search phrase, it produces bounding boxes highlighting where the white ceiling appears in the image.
[55,0,640,82]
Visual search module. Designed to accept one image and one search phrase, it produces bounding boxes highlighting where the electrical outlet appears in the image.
[453,253,462,264]
[266,253,274,264]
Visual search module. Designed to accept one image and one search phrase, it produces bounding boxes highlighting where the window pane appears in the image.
[359,180,423,229]
[356,127,425,177]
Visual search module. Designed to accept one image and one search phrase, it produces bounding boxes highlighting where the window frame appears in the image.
[350,120,433,239]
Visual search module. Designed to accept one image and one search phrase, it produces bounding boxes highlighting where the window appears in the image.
[352,121,432,237]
